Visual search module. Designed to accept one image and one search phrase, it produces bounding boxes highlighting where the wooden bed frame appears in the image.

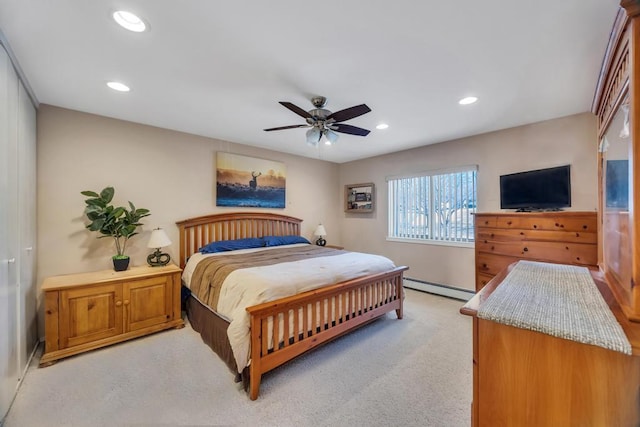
[176,212,408,400]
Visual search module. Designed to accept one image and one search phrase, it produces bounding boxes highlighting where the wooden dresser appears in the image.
[461,266,640,426]
[40,264,184,367]
[474,211,598,291]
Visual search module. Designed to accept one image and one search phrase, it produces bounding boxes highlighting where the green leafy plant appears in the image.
[81,186,151,258]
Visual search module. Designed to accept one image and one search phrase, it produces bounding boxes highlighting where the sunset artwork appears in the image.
[216,153,286,208]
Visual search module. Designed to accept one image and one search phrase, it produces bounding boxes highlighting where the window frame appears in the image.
[386,165,478,247]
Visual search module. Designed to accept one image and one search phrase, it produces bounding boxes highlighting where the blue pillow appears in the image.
[262,235,311,247]
[199,237,265,254]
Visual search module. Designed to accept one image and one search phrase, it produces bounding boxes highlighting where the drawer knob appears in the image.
[507,221,512,225]
[124,300,130,306]
[523,247,528,252]
[583,225,587,230]
[533,225,537,229]
[116,301,122,307]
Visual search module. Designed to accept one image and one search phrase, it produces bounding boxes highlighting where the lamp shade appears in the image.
[324,129,338,144]
[314,224,327,237]
[147,228,171,249]
[306,128,321,146]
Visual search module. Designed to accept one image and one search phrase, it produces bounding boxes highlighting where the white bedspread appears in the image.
[182,244,396,372]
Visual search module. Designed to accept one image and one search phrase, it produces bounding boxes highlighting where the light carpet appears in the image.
[3,289,472,427]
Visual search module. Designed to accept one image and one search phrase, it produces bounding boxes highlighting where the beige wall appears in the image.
[36,105,341,331]
[338,112,598,290]
[36,107,599,334]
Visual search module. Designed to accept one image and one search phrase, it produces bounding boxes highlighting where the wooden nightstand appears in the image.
[325,245,344,250]
[40,264,184,367]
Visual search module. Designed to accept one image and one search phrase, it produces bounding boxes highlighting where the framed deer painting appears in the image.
[216,152,286,208]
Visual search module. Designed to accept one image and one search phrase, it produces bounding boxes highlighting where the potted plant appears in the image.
[81,186,151,271]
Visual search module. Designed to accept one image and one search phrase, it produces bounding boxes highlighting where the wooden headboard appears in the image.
[175,212,303,268]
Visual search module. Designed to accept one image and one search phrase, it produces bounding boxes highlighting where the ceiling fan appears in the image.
[264,96,371,146]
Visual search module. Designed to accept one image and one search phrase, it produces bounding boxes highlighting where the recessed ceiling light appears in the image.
[107,81,130,92]
[376,123,389,130]
[113,11,147,32]
[459,96,478,105]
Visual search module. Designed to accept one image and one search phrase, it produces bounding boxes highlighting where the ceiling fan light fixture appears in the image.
[113,11,147,32]
[376,123,389,130]
[306,128,321,146]
[325,129,339,144]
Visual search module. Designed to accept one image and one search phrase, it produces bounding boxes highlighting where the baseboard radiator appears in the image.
[404,277,475,301]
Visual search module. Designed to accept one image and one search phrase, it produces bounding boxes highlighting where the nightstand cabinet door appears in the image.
[126,275,173,332]
[59,283,124,349]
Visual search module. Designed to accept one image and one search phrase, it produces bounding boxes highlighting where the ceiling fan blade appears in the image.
[327,104,371,122]
[331,123,371,136]
[279,101,312,119]
[264,124,309,131]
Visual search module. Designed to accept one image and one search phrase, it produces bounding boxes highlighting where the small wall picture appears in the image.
[345,182,374,212]
[216,153,286,208]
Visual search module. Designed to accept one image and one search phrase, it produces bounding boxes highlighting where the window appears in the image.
[387,166,477,244]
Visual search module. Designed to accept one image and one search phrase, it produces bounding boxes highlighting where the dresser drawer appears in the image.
[476,228,597,244]
[476,253,520,276]
[476,240,597,266]
[476,272,495,290]
[495,215,597,232]
[474,215,497,228]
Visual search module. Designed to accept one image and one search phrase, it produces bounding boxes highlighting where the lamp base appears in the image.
[315,237,326,246]
[147,249,171,267]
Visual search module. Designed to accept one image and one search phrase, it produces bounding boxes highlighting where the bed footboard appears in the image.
[246,266,408,400]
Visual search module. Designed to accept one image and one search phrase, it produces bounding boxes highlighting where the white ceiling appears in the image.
[0,0,621,163]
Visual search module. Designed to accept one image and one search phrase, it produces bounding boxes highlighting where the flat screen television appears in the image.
[500,165,571,211]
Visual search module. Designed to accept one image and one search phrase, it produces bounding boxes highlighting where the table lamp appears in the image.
[147,228,172,266]
[314,224,327,246]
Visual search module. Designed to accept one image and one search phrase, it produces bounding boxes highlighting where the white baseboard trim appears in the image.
[404,278,475,302]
